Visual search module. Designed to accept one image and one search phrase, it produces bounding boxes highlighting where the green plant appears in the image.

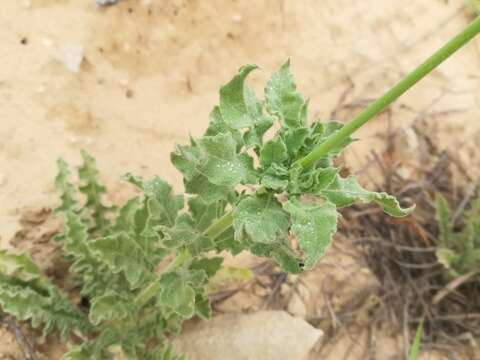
[1,16,480,359]
[435,192,480,277]
[408,319,424,360]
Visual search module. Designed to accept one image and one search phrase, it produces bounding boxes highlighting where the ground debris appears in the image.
[339,122,480,359]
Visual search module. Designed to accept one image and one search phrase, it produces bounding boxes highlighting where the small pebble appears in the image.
[96,0,120,6]
[125,89,134,98]
[232,14,242,23]
[60,44,84,73]
[41,38,54,48]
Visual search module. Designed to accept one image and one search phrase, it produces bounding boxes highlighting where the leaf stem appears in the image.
[297,15,480,168]
[197,16,480,242]
[134,249,192,309]
[134,281,161,309]
[202,211,234,239]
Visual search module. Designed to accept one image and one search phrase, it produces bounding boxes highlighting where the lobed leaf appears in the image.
[219,64,258,129]
[0,251,89,338]
[321,175,413,217]
[284,198,338,269]
[89,291,134,326]
[157,272,197,319]
[265,60,306,129]
[435,194,454,248]
[54,158,78,213]
[198,133,257,187]
[260,137,288,169]
[171,140,232,204]
[88,232,155,289]
[78,150,114,231]
[233,194,290,244]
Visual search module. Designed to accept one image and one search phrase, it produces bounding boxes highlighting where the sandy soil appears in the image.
[1,0,479,359]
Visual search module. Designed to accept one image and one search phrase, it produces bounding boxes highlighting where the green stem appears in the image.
[134,281,161,309]
[202,211,234,239]
[134,249,192,308]
[298,15,480,168]
[197,16,480,241]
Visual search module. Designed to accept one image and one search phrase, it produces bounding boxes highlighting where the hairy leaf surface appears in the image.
[284,199,338,269]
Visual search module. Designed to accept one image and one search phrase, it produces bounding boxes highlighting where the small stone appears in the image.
[60,44,84,73]
[96,0,120,6]
[41,38,54,48]
[232,14,242,23]
[125,89,134,98]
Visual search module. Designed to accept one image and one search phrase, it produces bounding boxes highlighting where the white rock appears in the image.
[96,0,120,6]
[41,38,54,48]
[60,45,84,73]
[173,311,322,360]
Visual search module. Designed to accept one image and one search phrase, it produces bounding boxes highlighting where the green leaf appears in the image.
[64,328,120,360]
[165,214,215,253]
[88,232,154,289]
[234,195,290,244]
[408,319,424,360]
[158,273,196,318]
[243,116,274,150]
[185,174,232,204]
[54,158,78,213]
[436,248,460,273]
[284,127,310,156]
[124,174,184,228]
[89,291,133,326]
[0,251,90,338]
[146,344,187,360]
[219,64,258,129]
[0,250,44,284]
[214,227,245,255]
[260,137,288,169]
[265,60,306,128]
[198,133,257,187]
[247,242,301,274]
[301,121,354,160]
[190,257,224,278]
[78,150,114,231]
[321,175,413,217]
[435,194,454,248]
[188,196,226,232]
[112,197,143,233]
[194,293,211,320]
[205,106,243,147]
[284,199,338,269]
[171,139,234,203]
[260,163,289,191]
